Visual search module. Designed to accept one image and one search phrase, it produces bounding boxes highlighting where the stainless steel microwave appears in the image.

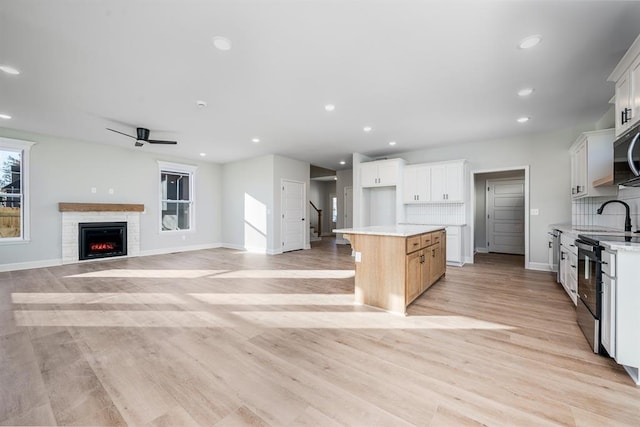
[613,123,640,187]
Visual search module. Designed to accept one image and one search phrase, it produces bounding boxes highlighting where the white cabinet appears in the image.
[430,162,463,202]
[559,233,577,305]
[569,130,617,199]
[361,159,402,188]
[402,160,465,204]
[445,226,463,266]
[403,165,430,203]
[602,249,616,357]
[609,34,640,137]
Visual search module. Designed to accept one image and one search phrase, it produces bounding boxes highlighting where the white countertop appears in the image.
[333,225,445,237]
[399,223,467,227]
[549,224,640,251]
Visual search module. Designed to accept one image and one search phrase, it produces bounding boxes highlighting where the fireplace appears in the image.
[78,222,127,261]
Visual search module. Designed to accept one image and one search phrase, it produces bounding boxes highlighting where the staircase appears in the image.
[310,226,322,242]
[309,201,322,242]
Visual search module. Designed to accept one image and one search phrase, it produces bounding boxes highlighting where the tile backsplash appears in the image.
[404,203,466,225]
[572,187,640,231]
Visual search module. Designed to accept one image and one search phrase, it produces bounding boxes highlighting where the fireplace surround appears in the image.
[60,203,142,264]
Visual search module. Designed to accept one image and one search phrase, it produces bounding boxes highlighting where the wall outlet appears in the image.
[354,251,362,262]
[108,188,114,195]
[91,187,97,194]
[181,235,186,241]
[531,208,539,216]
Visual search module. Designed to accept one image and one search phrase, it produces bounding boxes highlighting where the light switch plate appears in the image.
[354,251,362,262]
[530,208,539,216]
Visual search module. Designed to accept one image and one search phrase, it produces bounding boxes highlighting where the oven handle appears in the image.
[575,240,597,252]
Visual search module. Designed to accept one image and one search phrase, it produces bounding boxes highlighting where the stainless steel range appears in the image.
[575,233,640,353]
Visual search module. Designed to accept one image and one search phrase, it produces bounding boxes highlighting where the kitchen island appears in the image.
[333,225,446,315]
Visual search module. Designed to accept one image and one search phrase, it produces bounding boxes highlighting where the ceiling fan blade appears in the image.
[147,139,178,145]
[106,128,136,139]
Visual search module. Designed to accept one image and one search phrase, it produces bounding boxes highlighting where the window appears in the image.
[0,138,34,242]
[158,161,197,232]
[331,195,337,223]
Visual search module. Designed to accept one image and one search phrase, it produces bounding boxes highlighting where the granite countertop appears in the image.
[333,225,445,237]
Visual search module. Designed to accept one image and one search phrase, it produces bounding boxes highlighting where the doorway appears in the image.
[281,179,306,252]
[486,178,525,255]
[471,167,528,267]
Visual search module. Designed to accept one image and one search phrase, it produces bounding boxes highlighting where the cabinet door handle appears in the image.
[572,187,576,195]
[561,251,566,260]
[622,110,627,125]
[548,241,552,248]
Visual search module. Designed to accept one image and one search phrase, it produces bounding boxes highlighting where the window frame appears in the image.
[0,137,34,244]
[157,161,197,233]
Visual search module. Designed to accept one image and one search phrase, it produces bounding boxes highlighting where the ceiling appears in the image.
[1,1,640,170]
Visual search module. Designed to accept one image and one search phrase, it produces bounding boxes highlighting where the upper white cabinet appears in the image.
[403,165,430,203]
[569,129,617,199]
[431,162,463,202]
[361,158,403,188]
[403,160,465,204]
[609,34,640,137]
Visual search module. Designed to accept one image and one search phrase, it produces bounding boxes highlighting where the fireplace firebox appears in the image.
[78,222,127,260]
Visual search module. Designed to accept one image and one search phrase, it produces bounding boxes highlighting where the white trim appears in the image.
[0,258,61,273]
[470,165,530,268]
[158,161,197,233]
[527,262,553,272]
[0,137,35,242]
[464,255,474,264]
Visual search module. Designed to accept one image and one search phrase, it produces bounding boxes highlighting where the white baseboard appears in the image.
[475,247,489,253]
[0,258,62,272]
[527,262,552,272]
[139,243,222,257]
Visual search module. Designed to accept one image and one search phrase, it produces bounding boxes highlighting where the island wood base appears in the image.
[343,229,446,315]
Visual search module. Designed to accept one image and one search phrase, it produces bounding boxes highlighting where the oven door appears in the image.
[575,240,600,317]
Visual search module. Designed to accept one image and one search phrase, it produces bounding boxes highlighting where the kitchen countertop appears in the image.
[399,223,467,227]
[333,225,445,237]
[549,224,640,251]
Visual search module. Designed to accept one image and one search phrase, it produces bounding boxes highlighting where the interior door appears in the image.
[486,179,525,255]
[282,179,306,252]
[344,186,353,228]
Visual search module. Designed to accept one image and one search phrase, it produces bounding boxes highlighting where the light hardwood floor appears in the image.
[1,241,639,426]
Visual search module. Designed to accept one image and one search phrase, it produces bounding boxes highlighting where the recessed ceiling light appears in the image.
[517,116,530,123]
[199,152,206,157]
[196,100,208,108]
[252,138,260,143]
[518,35,542,49]
[212,36,232,51]
[389,141,397,146]
[339,161,346,165]
[324,104,335,112]
[363,126,372,132]
[0,65,20,75]
[518,88,534,97]
[0,113,12,120]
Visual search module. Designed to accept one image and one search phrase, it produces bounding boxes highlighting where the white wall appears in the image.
[398,127,585,266]
[0,129,221,269]
[221,154,310,254]
[221,155,274,253]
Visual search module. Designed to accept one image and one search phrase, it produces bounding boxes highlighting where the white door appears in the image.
[282,180,306,252]
[344,186,353,228]
[486,179,525,255]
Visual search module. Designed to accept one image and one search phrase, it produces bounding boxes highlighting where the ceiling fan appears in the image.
[107,127,177,147]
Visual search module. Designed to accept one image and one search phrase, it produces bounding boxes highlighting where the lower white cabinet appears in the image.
[602,249,616,357]
[445,226,463,266]
[560,234,577,305]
